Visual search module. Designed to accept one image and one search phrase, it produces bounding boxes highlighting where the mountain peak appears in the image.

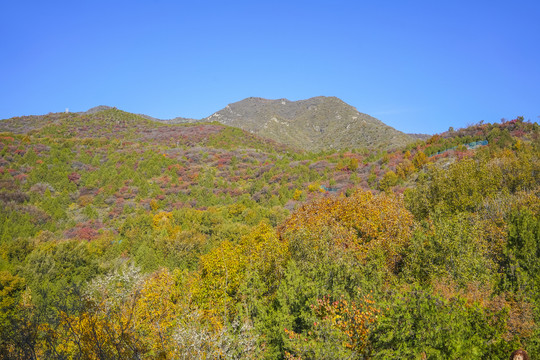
[204,96,413,151]
[83,105,115,114]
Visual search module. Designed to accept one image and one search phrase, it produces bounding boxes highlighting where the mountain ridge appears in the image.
[201,96,415,151]
[1,96,424,151]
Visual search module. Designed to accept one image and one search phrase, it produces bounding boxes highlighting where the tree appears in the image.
[280,189,414,272]
[193,223,288,322]
[370,285,517,359]
[412,151,427,169]
[379,170,398,192]
[285,294,379,359]
[0,271,38,359]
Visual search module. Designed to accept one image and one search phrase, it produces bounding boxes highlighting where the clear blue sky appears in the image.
[1,0,539,134]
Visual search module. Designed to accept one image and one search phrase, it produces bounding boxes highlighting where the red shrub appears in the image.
[68,172,81,183]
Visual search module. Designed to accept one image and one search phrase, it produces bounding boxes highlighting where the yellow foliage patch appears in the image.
[280,189,414,270]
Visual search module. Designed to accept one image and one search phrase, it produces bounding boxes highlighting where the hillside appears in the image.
[0,107,539,358]
[0,107,290,152]
[204,96,415,151]
[1,97,418,152]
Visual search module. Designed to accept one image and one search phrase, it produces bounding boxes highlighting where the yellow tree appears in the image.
[280,189,414,271]
[134,269,180,358]
[56,265,146,359]
[51,266,184,359]
[193,222,289,323]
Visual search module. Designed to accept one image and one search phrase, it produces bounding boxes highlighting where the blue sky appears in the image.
[1,0,539,134]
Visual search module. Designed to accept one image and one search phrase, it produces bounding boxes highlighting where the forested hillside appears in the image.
[0,109,539,359]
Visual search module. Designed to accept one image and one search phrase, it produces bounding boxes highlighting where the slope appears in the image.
[0,107,289,152]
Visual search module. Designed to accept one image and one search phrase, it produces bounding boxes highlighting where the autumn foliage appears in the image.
[281,189,414,270]
[0,110,539,358]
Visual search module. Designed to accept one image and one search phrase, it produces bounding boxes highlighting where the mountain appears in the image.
[81,105,115,114]
[203,96,415,151]
[407,133,432,141]
[0,97,421,151]
[1,98,538,358]
[137,113,199,124]
[82,105,198,124]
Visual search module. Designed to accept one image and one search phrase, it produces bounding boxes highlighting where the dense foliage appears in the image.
[0,111,539,359]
